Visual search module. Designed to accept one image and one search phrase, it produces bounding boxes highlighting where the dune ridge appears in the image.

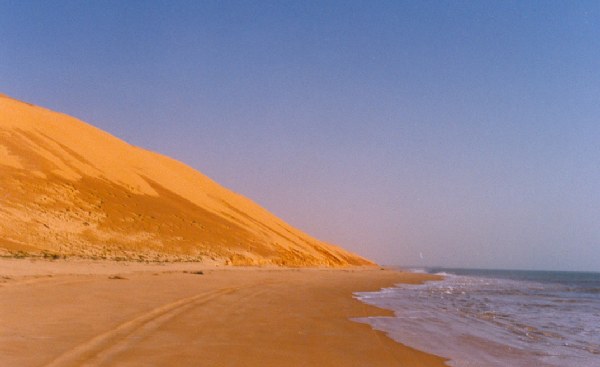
[0,94,372,266]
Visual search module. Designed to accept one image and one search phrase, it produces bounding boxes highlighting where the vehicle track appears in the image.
[43,287,239,367]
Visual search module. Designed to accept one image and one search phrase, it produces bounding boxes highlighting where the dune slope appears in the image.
[0,94,372,266]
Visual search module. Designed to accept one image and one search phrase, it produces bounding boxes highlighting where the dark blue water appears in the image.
[354,268,600,367]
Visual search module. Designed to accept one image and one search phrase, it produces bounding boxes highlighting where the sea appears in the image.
[354,268,600,367]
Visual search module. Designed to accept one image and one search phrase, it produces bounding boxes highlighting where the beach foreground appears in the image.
[0,259,446,366]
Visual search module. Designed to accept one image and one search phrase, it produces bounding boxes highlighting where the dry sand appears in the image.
[0,258,447,366]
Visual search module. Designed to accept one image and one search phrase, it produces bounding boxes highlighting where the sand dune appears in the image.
[0,94,371,266]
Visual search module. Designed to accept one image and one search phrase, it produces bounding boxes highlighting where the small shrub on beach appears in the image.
[108,275,127,280]
[183,270,204,275]
[12,251,28,259]
[42,252,61,260]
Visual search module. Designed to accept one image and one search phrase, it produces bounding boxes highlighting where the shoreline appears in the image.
[0,258,448,366]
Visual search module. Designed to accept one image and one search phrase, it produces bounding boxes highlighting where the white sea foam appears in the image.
[354,269,600,367]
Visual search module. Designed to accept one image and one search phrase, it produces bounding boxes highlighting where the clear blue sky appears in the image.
[2,1,599,271]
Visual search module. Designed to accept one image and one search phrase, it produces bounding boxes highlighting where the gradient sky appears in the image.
[2,1,599,271]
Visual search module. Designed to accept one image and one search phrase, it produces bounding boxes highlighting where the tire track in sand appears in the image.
[43,287,239,367]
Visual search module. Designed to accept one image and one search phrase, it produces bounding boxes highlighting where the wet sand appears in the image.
[0,259,447,366]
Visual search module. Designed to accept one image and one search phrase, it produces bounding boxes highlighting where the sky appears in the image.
[1,1,599,271]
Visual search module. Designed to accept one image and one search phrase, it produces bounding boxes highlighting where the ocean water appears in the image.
[354,268,600,367]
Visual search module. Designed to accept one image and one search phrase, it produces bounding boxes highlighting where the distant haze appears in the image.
[1,1,599,271]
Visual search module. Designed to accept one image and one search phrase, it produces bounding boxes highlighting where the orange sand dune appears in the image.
[0,94,371,266]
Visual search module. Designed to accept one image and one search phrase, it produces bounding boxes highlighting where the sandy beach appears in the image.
[0,258,447,366]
